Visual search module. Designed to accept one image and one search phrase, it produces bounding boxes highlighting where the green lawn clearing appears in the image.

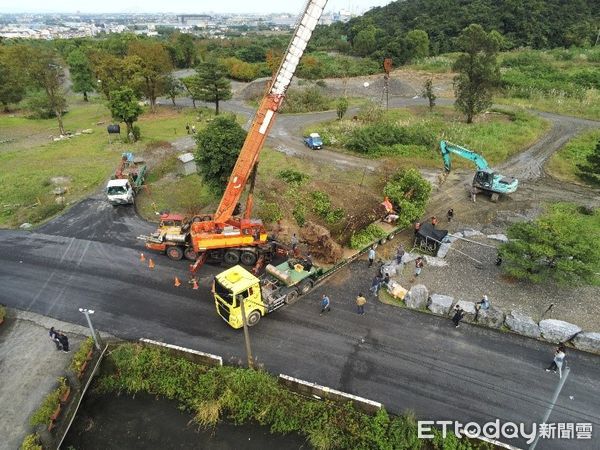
[546,129,600,185]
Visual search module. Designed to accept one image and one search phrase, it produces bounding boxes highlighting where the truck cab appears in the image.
[106,179,134,205]
[304,133,323,150]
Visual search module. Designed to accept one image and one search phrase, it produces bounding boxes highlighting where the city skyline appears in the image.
[0,0,392,15]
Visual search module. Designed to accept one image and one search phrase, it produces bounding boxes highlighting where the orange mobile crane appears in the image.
[141,0,328,272]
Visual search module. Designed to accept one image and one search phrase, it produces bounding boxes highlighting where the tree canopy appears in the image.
[67,48,95,102]
[194,115,246,191]
[383,168,432,228]
[108,87,143,141]
[577,139,600,186]
[499,203,600,286]
[193,60,232,115]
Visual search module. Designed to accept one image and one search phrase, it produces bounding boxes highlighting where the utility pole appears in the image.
[239,298,255,369]
[529,366,571,450]
[78,308,101,350]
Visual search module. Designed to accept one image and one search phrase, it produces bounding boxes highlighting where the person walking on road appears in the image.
[57,331,70,353]
[546,345,566,378]
[368,247,376,267]
[370,275,382,296]
[49,327,62,351]
[452,306,465,328]
[320,294,331,315]
[356,293,367,315]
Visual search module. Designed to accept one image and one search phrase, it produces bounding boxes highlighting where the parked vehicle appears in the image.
[106,152,146,205]
[304,132,323,150]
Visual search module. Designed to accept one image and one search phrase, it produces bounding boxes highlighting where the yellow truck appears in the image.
[213,258,322,329]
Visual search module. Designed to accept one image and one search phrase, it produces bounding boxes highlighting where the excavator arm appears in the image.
[440,140,490,172]
[213,0,328,224]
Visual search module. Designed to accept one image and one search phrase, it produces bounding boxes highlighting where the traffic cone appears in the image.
[174,277,181,287]
[192,278,199,290]
[148,258,155,269]
[140,252,146,262]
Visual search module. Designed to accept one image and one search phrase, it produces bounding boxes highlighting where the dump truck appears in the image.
[304,132,323,150]
[106,152,146,205]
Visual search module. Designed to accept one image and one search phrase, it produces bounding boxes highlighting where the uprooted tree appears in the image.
[499,203,600,286]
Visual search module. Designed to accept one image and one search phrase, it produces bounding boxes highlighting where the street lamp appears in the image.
[79,308,101,350]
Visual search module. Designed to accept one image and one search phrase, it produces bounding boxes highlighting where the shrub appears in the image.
[30,386,61,426]
[384,169,432,228]
[258,201,283,224]
[310,191,345,224]
[70,336,95,373]
[132,125,141,141]
[280,86,331,113]
[350,224,387,249]
[292,203,307,227]
[346,122,435,154]
[20,434,42,450]
[277,169,309,185]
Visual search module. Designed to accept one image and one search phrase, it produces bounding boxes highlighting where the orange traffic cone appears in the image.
[148,258,155,269]
[140,252,146,262]
[192,278,199,290]
[174,277,181,287]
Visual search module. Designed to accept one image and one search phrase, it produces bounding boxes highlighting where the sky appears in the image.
[0,0,393,15]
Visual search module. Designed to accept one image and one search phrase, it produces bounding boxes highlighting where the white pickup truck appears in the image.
[105,152,146,206]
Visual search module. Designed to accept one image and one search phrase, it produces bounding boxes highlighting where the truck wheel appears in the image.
[166,246,183,260]
[388,233,395,240]
[298,279,314,295]
[379,237,387,245]
[247,310,261,327]
[184,248,197,260]
[240,251,257,266]
[490,193,499,202]
[285,290,299,305]
[223,251,240,265]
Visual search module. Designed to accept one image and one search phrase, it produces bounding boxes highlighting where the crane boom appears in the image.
[214,0,327,223]
[440,140,490,172]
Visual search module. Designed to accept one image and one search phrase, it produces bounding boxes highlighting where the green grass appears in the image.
[313,106,549,168]
[496,90,600,121]
[0,99,209,228]
[546,129,600,185]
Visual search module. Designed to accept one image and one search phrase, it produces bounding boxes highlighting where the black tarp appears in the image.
[415,222,448,249]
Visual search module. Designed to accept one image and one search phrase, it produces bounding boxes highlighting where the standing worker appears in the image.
[320,294,331,315]
[356,293,367,315]
[290,233,298,251]
[431,216,438,227]
[470,186,477,202]
[396,244,405,264]
[414,257,424,277]
[368,246,376,268]
[370,274,382,296]
[414,221,421,235]
[546,345,566,378]
[447,208,454,222]
[452,306,465,328]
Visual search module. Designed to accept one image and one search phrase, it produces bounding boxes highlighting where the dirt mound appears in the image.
[300,221,343,264]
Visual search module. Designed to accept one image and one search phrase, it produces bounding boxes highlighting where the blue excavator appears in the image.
[439,140,518,201]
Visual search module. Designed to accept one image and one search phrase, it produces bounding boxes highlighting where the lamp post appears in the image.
[78,308,101,350]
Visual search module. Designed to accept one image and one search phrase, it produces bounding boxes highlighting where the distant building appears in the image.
[177,14,212,27]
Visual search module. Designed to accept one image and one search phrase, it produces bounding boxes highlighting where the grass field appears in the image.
[546,129,600,185]
[0,97,206,228]
[313,106,549,169]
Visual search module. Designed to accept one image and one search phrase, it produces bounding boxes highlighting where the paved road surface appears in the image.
[1,215,598,449]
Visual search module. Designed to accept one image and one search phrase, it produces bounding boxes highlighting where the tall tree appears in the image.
[108,87,143,142]
[405,29,429,62]
[181,75,202,109]
[0,47,26,112]
[127,41,172,112]
[164,74,183,106]
[67,48,95,102]
[25,48,67,134]
[499,203,600,286]
[88,50,141,99]
[176,33,197,68]
[452,24,500,123]
[194,114,246,191]
[194,60,232,115]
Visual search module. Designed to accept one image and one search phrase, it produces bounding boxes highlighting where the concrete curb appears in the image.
[139,338,223,366]
[278,374,382,415]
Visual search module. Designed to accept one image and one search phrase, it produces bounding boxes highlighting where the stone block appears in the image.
[571,332,600,354]
[387,281,407,300]
[476,305,505,329]
[428,294,453,315]
[505,310,541,338]
[463,229,484,238]
[487,234,508,242]
[539,319,582,343]
[405,284,428,309]
[437,243,451,258]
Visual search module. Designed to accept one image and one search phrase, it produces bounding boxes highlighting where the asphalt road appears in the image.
[1,202,599,449]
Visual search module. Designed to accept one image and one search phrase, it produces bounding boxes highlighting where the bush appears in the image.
[70,336,95,373]
[346,122,435,154]
[277,169,309,185]
[258,201,283,224]
[292,203,307,227]
[132,125,141,142]
[350,224,387,249]
[20,434,42,450]
[30,386,61,426]
[384,169,432,228]
[280,86,331,113]
[310,191,345,225]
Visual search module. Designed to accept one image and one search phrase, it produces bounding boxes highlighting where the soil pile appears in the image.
[300,221,343,263]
